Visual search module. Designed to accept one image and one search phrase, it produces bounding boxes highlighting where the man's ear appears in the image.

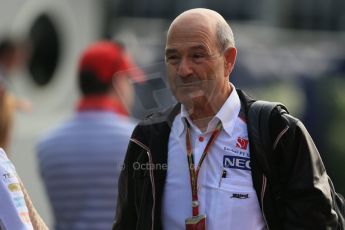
[224,47,237,77]
[111,73,129,97]
[111,73,123,96]
[111,74,118,93]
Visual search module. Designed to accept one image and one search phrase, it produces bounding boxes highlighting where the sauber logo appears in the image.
[236,137,249,150]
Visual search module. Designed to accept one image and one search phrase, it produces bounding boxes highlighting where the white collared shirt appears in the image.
[0,149,34,230]
[162,85,266,230]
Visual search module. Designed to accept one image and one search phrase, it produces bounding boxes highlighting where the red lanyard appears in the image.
[185,118,222,216]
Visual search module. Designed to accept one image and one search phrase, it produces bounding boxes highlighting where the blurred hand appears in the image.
[16,98,33,113]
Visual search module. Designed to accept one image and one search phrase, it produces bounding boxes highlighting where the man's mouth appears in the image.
[188,89,204,98]
[175,80,203,89]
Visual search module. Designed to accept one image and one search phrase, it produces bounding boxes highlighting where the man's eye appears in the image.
[193,53,205,59]
[166,55,180,64]
[167,55,177,60]
[192,53,208,63]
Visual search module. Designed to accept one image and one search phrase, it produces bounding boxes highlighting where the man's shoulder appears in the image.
[128,104,180,144]
[36,117,81,149]
[37,114,134,147]
[249,98,301,142]
[138,103,180,127]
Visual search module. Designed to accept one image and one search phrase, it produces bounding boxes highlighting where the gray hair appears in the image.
[216,20,235,52]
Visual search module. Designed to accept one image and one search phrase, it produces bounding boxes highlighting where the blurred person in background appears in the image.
[1,148,48,230]
[113,8,341,230]
[37,41,143,230]
[0,37,32,153]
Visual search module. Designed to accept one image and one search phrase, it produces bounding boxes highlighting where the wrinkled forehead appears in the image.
[166,15,218,52]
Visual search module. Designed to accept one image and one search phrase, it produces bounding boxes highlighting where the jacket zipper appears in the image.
[261,125,289,230]
[261,174,270,230]
[273,126,289,150]
[130,138,156,230]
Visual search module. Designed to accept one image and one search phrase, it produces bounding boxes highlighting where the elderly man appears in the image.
[113,8,339,230]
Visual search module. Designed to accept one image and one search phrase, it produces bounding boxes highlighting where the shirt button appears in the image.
[199,136,204,142]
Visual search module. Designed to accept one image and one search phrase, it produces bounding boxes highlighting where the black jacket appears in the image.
[113,89,338,230]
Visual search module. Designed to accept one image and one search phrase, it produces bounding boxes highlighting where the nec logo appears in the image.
[236,137,249,150]
[223,155,251,171]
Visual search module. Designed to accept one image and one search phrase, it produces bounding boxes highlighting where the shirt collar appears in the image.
[176,83,241,136]
[214,84,241,135]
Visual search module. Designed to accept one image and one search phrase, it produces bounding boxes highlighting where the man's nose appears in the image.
[177,57,193,78]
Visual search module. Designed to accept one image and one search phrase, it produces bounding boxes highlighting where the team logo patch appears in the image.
[223,155,251,171]
[236,137,249,150]
[20,212,31,223]
[2,172,15,183]
[13,196,26,208]
[8,183,21,192]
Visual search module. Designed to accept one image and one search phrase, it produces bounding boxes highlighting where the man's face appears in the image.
[6,47,26,74]
[165,20,228,108]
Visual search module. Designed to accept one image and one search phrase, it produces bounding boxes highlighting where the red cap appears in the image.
[78,41,144,83]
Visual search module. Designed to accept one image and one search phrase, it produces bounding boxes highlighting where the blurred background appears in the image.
[1,0,345,227]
